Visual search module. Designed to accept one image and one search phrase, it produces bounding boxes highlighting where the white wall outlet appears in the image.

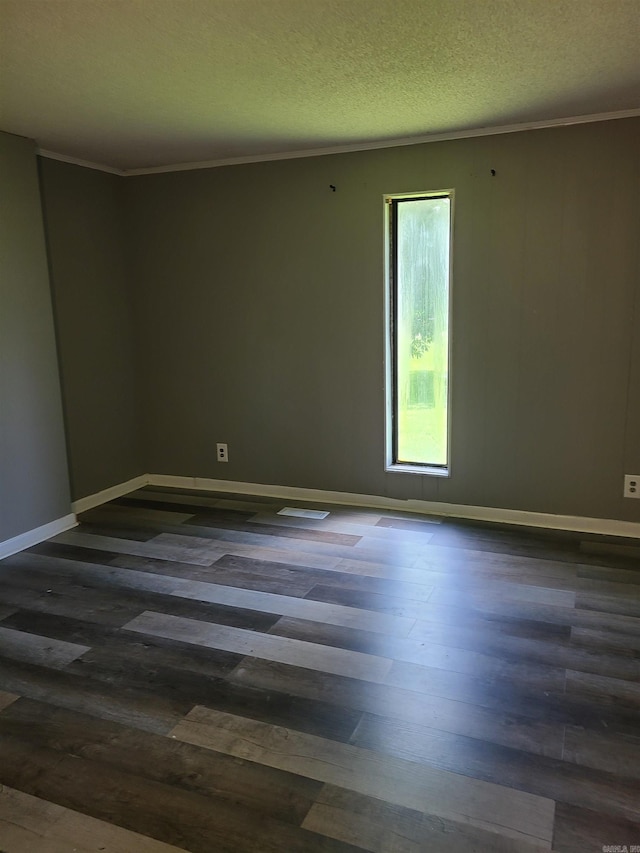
[216,443,228,463]
[624,474,640,498]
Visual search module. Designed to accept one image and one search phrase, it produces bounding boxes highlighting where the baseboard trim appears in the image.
[72,475,149,514]
[0,514,78,561]
[1,473,635,566]
[145,474,640,539]
[6,474,635,565]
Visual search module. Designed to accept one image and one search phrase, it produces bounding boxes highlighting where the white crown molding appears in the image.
[0,514,78,561]
[144,474,640,539]
[124,109,640,176]
[71,474,149,514]
[37,108,640,178]
[37,149,124,175]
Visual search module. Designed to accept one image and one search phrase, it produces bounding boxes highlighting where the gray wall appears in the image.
[122,118,640,522]
[0,132,71,543]
[39,159,143,501]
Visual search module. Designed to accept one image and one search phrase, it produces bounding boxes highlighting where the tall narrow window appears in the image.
[386,192,452,472]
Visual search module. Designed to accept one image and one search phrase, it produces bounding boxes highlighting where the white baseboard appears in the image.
[3,473,637,568]
[400,499,640,539]
[147,474,195,491]
[0,514,78,561]
[63,472,640,540]
[72,474,149,514]
[145,474,640,539]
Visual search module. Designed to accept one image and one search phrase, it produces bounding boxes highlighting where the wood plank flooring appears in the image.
[1,487,639,851]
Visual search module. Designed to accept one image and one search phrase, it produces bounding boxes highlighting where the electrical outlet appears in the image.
[624,474,640,498]
[216,443,228,463]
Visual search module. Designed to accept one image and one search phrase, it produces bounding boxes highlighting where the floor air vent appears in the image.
[277,507,329,519]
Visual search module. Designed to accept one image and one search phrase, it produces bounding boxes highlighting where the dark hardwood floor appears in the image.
[1,487,639,851]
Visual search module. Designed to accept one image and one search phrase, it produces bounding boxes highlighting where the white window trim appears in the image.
[384,189,455,477]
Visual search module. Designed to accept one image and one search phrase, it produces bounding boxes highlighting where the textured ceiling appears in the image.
[0,0,639,172]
